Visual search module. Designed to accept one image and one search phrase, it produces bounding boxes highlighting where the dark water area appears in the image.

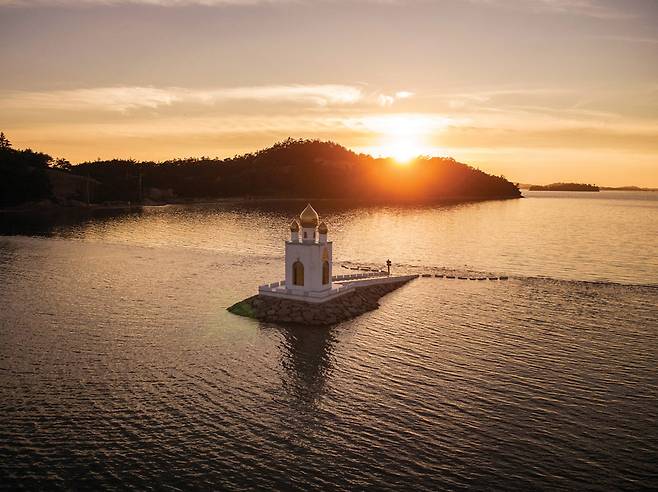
[1,192,657,490]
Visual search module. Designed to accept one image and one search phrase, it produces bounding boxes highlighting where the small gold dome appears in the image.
[318,222,328,234]
[299,203,319,228]
[290,220,300,232]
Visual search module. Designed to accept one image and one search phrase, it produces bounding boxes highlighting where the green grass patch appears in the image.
[227,298,257,318]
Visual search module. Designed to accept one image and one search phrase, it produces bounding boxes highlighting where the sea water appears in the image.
[0,191,656,489]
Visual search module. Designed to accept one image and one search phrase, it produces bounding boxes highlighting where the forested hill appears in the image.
[529,182,599,192]
[72,139,520,202]
[1,137,521,206]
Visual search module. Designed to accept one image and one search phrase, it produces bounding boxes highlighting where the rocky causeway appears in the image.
[228,276,415,326]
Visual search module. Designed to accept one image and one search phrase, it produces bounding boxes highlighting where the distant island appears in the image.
[529,182,600,192]
[600,186,658,192]
[1,134,521,208]
[520,182,657,192]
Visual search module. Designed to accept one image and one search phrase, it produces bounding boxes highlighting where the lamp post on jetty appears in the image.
[386,259,392,276]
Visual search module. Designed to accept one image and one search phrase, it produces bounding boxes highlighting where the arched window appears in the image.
[293,261,304,286]
[322,260,330,284]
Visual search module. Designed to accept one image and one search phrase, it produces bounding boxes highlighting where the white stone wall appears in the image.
[284,240,333,293]
[259,274,418,304]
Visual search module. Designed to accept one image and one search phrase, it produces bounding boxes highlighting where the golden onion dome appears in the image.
[299,203,319,228]
[318,222,328,234]
[290,220,300,232]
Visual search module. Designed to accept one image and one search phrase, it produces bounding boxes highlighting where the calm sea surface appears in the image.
[1,191,657,490]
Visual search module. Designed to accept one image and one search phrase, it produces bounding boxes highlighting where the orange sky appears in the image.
[1,0,657,186]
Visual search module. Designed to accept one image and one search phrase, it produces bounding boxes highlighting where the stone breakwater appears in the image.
[228,277,415,326]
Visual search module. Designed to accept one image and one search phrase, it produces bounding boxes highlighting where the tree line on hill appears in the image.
[0,134,521,207]
[528,182,599,192]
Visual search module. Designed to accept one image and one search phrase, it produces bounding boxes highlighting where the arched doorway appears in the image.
[293,261,304,286]
[322,261,330,285]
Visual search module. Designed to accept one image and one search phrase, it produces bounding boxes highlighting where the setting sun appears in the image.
[353,114,452,164]
[380,138,420,164]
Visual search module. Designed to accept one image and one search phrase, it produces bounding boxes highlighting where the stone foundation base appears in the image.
[228,278,414,326]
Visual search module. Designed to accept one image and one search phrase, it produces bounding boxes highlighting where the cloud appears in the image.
[344,113,456,135]
[591,35,658,45]
[433,87,573,112]
[377,91,414,107]
[0,0,636,20]
[0,0,636,19]
[214,84,364,106]
[0,84,365,112]
[466,0,633,19]
[377,94,395,107]
[533,0,631,18]
[0,0,292,5]
[439,123,658,151]
[2,87,178,112]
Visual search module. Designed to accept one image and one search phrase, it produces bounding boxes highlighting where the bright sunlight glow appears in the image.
[380,137,422,164]
[351,114,454,165]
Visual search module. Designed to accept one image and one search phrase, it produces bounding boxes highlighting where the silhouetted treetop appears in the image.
[0,132,52,206]
[0,132,11,150]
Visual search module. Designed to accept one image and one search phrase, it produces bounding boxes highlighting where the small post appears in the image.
[386,259,392,276]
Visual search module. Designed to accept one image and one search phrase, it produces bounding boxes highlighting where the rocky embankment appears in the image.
[228,278,414,326]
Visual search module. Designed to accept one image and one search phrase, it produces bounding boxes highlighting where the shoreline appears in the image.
[0,194,522,215]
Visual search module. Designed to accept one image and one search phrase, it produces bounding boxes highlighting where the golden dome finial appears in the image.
[299,203,319,228]
[318,222,328,234]
[290,219,300,232]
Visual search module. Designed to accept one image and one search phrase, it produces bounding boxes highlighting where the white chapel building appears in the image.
[258,203,340,302]
[258,203,387,303]
[286,203,333,294]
